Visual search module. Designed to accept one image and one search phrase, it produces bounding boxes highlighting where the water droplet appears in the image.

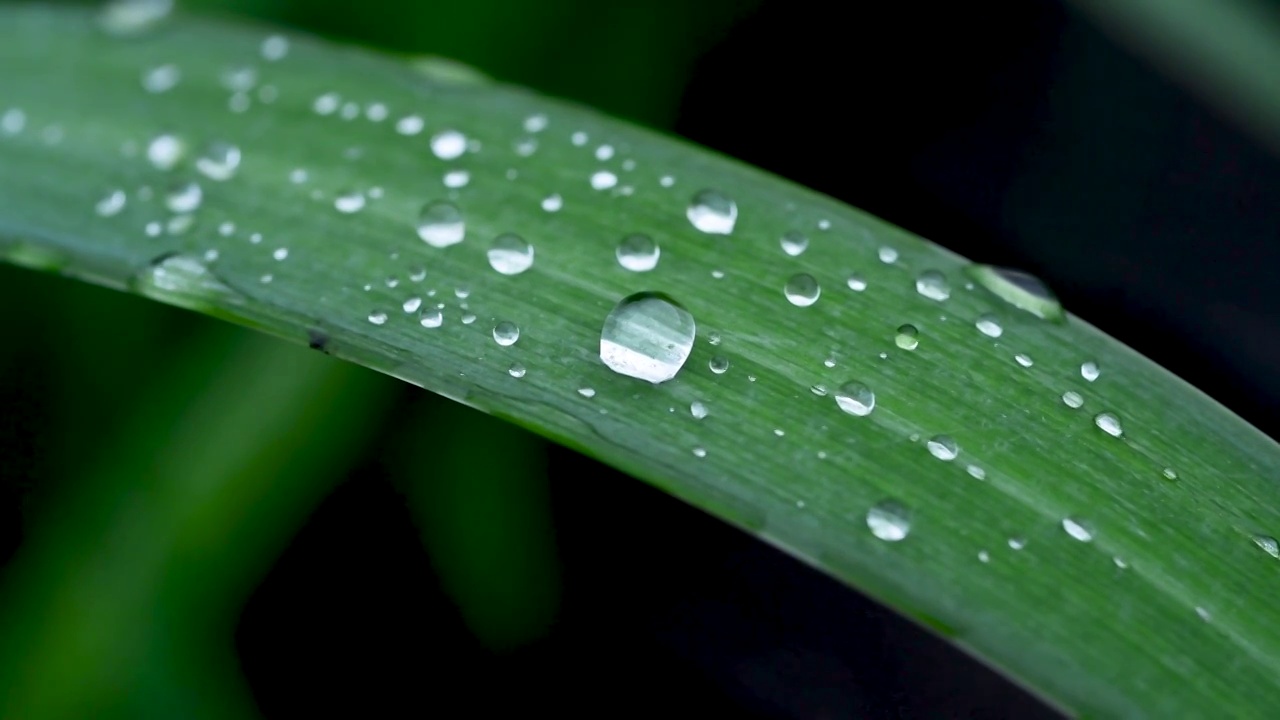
[866,499,911,542]
[493,321,520,346]
[334,191,366,214]
[834,381,875,416]
[364,102,389,122]
[577,387,596,398]
[540,194,562,212]
[220,66,258,93]
[926,435,958,461]
[1062,517,1094,542]
[431,129,467,160]
[461,313,477,325]
[420,309,444,328]
[686,189,737,235]
[312,92,340,115]
[164,181,203,213]
[1252,534,1280,559]
[396,115,424,136]
[1008,537,1026,550]
[1,109,25,136]
[780,231,809,256]
[599,292,696,384]
[523,114,548,133]
[690,401,708,419]
[147,133,184,171]
[272,247,288,261]
[132,253,235,310]
[444,169,470,188]
[417,201,465,247]
[1161,467,1178,480]
[368,311,388,326]
[1094,412,1123,437]
[594,144,615,161]
[975,313,1003,338]
[508,363,527,378]
[590,170,617,190]
[966,465,986,480]
[141,63,180,93]
[1195,606,1212,622]
[1014,353,1033,367]
[1114,556,1129,569]
[1062,391,1084,408]
[194,141,241,181]
[847,274,867,292]
[616,234,660,272]
[403,297,422,313]
[487,233,534,275]
[261,34,289,61]
[784,273,820,307]
[878,246,898,264]
[692,446,707,458]
[895,324,919,350]
[99,0,172,36]
[966,265,1064,322]
[1081,361,1100,382]
[95,189,127,217]
[915,270,951,301]
[978,550,990,563]
[702,355,728,376]
[659,175,675,188]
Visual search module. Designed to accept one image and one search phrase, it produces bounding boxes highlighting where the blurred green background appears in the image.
[3,0,1280,718]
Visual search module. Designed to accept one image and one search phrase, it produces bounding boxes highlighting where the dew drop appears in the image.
[334,191,366,214]
[577,387,596,398]
[141,63,180,93]
[1062,517,1094,542]
[420,309,444,328]
[834,381,875,416]
[784,273,820,307]
[966,265,1064,322]
[523,114,548,133]
[1015,353,1033,367]
[95,189,127,217]
[164,181,203,213]
[780,231,809,256]
[261,34,289,61]
[1,109,25,136]
[443,169,470,188]
[312,92,340,115]
[616,234,660,272]
[508,363,527,378]
[195,141,241,181]
[1094,412,1123,437]
[132,253,235,310]
[417,200,465,247]
[368,311,388,326]
[692,446,707,458]
[487,233,534,275]
[1252,534,1280,559]
[461,313,477,325]
[403,297,422,313]
[99,0,173,36]
[926,435,958,461]
[1062,391,1084,408]
[975,313,1003,338]
[540,194,562,212]
[690,401,708,420]
[708,355,729,375]
[1081,361,1101,382]
[599,292,696,384]
[492,320,520,346]
[147,133,184,171]
[272,247,288,261]
[590,170,617,190]
[915,270,951,301]
[686,189,737,235]
[966,465,986,480]
[430,129,467,160]
[847,274,867,292]
[396,115,424,136]
[1008,537,1026,550]
[978,550,990,564]
[866,500,911,542]
[895,324,919,350]
[878,246,898,264]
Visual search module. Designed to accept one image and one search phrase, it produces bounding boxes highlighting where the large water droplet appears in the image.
[417,201,465,247]
[1062,517,1094,542]
[690,401,708,419]
[493,320,520,346]
[132,253,236,311]
[878,246,898,264]
[966,265,1064,322]
[867,499,911,541]
[686,189,736,235]
[915,270,951,301]
[784,273,820,307]
[834,381,875,416]
[1094,412,1123,437]
[164,181,202,213]
[599,292,696,384]
[1253,534,1280,559]
[431,129,467,160]
[780,231,809,256]
[147,133,184,170]
[616,234,660,272]
[895,324,919,350]
[1081,361,1100,382]
[195,141,241,181]
[487,233,534,275]
[99,0,173,36]
[927,435,958,461]
[420,309,444,328]
[975,313,1003,338]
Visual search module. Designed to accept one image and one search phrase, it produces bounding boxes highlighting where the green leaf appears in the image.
[3,4,1279,716]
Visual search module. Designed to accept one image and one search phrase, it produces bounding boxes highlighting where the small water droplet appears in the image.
[1252,534,1280,559]
[334,190,366,214]
[540,194,562,212]
[164,181,202,213]
[600,292,695,384]
[966,265,1064,322]
[966,465,986,480]
[659,175,675,188]
[271,247,288,261]
[141,63,180,93]
[703,356,729,376]
[878,246,898,264]
[523,114,548,133]
[834,381,875,416]
[1062,517,1094,542]
[577,386,596,398]
[431,129,467,160]
[616,234,660,272]
[508,363,526,378]
[1,109,25,136]
[417,200,465,247]
[1081,361,1100,382]
[99,0,172,36]
[312,92,341,115]
[402,297,422,313]
[975,313,1003,338]
[1015,353,1033,367]
[420,309,444,328]
[867,499,911,542]
[461,313,477,325]
[1062,391,1084,408]
[978,550,990,563]
[493,320,520,346]
[147,133,184,171]
[927,435,958,461]
[95,189,127,217]
[1114,556,1128,569]
[810,384,829,396]
[590,170,617,190]
[780,231,809,256]
[1008,537,1026,550]
[847,274,867,292]
[915,270,951,301]
[895,324,919,350]
[690,401,708,419]
[396,115,424,136]
[594,144,615,161]
[784,273,820,307]
[193,141,241,181]
[1094,412,1123,437]
[443,169,470,188]
[686,189,737,235]
[368,311,388,326]
[261,34,289,61]
[487,233,534,275]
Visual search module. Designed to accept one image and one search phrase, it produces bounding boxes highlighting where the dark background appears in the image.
[2,0,1278,717]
